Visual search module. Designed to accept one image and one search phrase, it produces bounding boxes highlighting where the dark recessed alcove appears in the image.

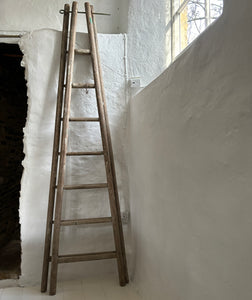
[0,43,27,279]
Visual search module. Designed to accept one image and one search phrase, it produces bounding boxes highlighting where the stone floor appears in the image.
[0,275,142,300]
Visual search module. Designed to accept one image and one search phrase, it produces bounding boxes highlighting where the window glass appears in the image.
[173,0,223,58]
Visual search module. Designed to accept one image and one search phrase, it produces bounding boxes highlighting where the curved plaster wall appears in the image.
[128,0,252,299]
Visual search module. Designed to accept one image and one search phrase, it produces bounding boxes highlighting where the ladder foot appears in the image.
[119,280,128,287]
[41,278,48,293]
[49,285,57,296]
[41,288,47,293]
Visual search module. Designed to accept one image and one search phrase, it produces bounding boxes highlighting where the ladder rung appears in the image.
[59,217,112,226]
[66,151,104,156]
[54,251,117,264]
[58,151,104,156]
[72,83,95,89]
[69,117,100,122]
[63,183,108,190]
[75,48,91,55]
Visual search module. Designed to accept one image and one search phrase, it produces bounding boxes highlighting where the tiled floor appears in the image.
[0,275,142,300]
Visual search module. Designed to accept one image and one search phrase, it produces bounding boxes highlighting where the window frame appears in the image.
[170,0,223,61]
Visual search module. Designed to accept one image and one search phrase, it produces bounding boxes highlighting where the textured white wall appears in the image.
[127,0,171,87]
[15,29,128,286]
[128,0,252,299]
[0,0,128,34]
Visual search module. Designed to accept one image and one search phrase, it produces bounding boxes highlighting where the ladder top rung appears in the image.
[69,117,100,122]
[64,151,104,156]
[51,251,117,264]
[75,48,91,55]
[72,83,95,89]
[59,217,112,226]
[63,183,108,190]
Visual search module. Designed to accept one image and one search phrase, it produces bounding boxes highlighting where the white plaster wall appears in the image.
[0,0,128,34]
[128,0,252,299]
[127,0,172,88]
[16,29,129,286]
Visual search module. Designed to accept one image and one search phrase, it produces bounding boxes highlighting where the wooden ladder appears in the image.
[40,1,128,295]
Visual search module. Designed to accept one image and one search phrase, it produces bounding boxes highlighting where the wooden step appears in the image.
[59,217,112,226]
[68,117,100,122]
[58,151,104,156]
[67,151,104,156]
[50,251,117,264]
[72,83,95,88]
[75,48,91,55]
[63,183,108,190]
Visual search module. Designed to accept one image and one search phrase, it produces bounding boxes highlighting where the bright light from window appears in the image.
[171,0,223,60]
[186,0,223,44]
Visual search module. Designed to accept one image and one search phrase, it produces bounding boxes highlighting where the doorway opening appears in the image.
[0,43,27,279]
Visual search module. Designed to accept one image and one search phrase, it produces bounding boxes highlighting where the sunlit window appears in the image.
[171,0,223,60]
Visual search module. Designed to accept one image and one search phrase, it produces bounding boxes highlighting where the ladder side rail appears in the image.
[85,2,127,286]
[41,3,70,293]
[91,5,129,284]
[49,1,78,295]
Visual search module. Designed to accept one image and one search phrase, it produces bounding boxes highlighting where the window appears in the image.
[171,0,223,60]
